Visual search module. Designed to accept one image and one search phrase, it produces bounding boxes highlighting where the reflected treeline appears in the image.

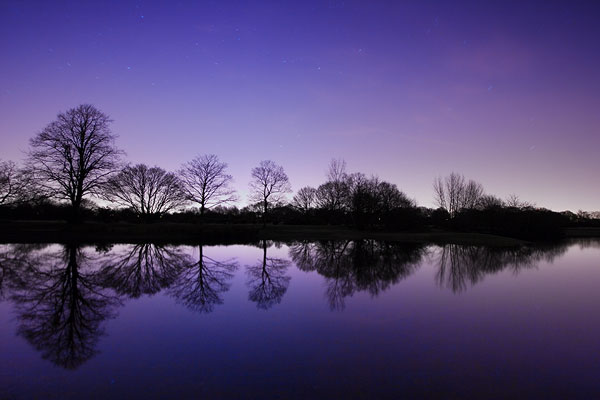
[289,240,426,310]
[0,242,239,370]
[0,239,585,370]
[433,243,569,293]
[246,240,291,310]
[1,244,57,302]
[169,245,238,313]
[7,245,121,369]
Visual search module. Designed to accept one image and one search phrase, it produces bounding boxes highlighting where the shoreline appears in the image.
[0,220,554,246]
[1,221,598,246]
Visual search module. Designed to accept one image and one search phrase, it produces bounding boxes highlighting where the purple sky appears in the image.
[1,1,599,211]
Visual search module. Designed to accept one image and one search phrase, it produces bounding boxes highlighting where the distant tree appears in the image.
[505,194,534,209]
[103,164,185,218]
[374,180,415,211]
[179,154,237,216]
[326,158,348,182]
[292,186,317,212]
[463,180,484,209]
[478,194,504,209]
[433,172,484,217]
[315,181,348,211]
[320,158,351,211]
[350,176,414,227]
[0,160,24,206]
[27,104,123,221]
[248,160,292,225]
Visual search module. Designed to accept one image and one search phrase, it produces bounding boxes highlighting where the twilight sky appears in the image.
[1,1,599,211]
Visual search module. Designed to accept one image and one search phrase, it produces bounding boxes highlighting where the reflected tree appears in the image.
[99,244,189,298]
[289,240,426,310]
[9,245,120,369]
[246,240,291,310]
[433,243,569,293]
[169,245,238,313]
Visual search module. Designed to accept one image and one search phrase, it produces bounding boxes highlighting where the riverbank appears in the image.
[0,220,537,246]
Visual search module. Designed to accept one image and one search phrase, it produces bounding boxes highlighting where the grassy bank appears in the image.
[0,220,532,246]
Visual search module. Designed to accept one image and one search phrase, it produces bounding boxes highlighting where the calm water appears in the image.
[1,239,600,399]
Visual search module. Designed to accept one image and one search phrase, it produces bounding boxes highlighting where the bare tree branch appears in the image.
[248,160,291,224]
[26,104,123,220]
[103,164,186,217]
[178,154,237,216]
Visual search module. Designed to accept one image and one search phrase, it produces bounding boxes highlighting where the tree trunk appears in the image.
[263,199,268,227]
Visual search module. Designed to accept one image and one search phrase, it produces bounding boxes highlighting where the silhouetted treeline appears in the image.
[1,104,599,240]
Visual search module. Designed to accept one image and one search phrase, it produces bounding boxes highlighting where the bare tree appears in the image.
[326,158,348,182]
[248,160,292,224]
[103,164,186,218]
[179,154,237,216]
[320,158,351,211]
[0,160,21,205]
[463,180,484,209]
[433,172,484,217]
[0,160,42,206]
[292,186,317,212]
[505,194,534,209]
[27,104,123,221]
[478,194,505,209]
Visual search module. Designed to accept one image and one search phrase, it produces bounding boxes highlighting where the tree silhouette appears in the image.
[289,240,425,310]
[179,154,237,217]
[27,104,123,222]
[350,175,415,228]
[98,244,189,298]
[292,186,317,213]
[248,160,292,225]
[433,243,569,293]
[169,245,238,313]
[433,172,484,217]
[9,245,121,369]
[103,164,186,218]
[246,240,291,310]
[315,159,351,212]
[0,160,24,206]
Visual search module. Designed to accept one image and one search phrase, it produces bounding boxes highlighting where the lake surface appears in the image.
[1,239,599,399]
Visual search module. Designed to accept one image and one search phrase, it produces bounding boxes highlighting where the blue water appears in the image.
[1,240,599,399]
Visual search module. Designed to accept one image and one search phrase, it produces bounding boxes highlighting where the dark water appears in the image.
[1,239,599,399]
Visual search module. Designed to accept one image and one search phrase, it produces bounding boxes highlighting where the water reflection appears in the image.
[0,239,589,373]
[290,240,426,310]
[8,244,121,369]
[433,243,569,293]
[246,240,291,310]
[169,245,238,313]
[98,244,189,298]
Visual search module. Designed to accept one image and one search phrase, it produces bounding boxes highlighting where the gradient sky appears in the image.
[1,1,599,211]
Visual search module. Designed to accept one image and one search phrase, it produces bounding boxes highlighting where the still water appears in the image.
[1,240,599,399]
